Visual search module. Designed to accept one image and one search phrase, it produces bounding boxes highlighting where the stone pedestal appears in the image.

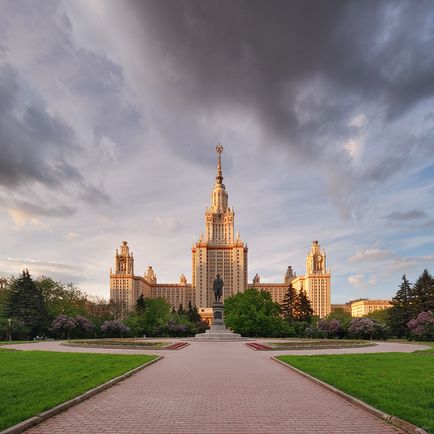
[195,302,244,341]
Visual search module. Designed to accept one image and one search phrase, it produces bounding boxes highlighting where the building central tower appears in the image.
[192,145,248,308]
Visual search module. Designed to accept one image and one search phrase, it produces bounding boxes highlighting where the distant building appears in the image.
[109,146,332,317]
[331,303,351,314]
[350,299,392,317]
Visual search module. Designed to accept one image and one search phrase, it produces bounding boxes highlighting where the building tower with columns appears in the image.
[191,144,248,307]
[109,146,331,317]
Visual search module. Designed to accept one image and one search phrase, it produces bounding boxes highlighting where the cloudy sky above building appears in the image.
[0,0,433,302]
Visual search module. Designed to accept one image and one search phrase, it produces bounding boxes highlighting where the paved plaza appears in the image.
[4,341,425,433]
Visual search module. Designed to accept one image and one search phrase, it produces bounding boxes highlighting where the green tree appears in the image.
[6,270,48,338]
[326,308,352,329]
[365,308,390,323]
[410,269,434,313]
[280,284,298,323]
[389,274,412,337]
[135,294,145,313]
[125,297,171,337]
[187,301,201,323]
[224,288,285,337]
[294,290,314,322]
[36,277,87,319]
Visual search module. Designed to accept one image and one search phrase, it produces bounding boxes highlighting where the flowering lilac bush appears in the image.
[317,319,344,338]
[101,320,130,337]
[407,311,434,341]
[51,315,77,340]
[75,316,94,334]
[348,318,375,339]
[348,318,388,340]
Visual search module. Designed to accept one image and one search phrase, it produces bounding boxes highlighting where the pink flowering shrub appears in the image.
[348,318,388,340]
[51,314,94,339]
[407,311,434,341]
[101,320,130,337]
[317,319,344,338]
[51,315,78,340]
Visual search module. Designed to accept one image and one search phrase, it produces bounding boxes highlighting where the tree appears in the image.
[389,274,413,337]
[410,269,434,313]
[135,294,145,313]
[225,288,286,337]
[187,301,201,323]
[326,308,352,329]
[294,290,314,322]
[36,277,87,319]
[177,304,184,315]
[280,284,298,323]
[6,270,48,338]
[125,297,171,337]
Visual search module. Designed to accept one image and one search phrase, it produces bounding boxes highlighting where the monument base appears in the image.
[195,302,245,341]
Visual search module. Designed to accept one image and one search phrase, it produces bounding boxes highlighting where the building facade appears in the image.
[109,146,332,317]
[350,299,392,317]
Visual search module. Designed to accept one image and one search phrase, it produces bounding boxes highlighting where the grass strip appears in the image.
[277,347,434,433]
[0,350,157,430]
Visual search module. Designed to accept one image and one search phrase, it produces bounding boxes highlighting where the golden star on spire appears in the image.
[216,143,224,155]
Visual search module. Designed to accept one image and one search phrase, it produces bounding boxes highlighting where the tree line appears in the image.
[0,270,208,340]
[224,269,434,340]
[0,268,432,340]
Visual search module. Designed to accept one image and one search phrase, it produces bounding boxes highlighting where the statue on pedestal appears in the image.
[213,274,224,303]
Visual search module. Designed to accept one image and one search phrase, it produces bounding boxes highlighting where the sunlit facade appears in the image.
[109,147,331,317]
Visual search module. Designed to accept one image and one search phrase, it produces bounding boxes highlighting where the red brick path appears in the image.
[26,341,401,433]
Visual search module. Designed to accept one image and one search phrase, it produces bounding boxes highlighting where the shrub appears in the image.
[407,311,434,341]
[51,315,77,340]
[318,319,344,338]
[101,320,130,338]
[348,318,389,340]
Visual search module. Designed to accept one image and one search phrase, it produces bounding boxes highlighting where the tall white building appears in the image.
[192,144,248,307]
[110,146,331,317]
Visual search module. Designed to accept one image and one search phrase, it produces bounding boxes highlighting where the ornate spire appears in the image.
[216,143,224,184]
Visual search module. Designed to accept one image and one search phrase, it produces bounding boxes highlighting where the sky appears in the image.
[0,0,433,303]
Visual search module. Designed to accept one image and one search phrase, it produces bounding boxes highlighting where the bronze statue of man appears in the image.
[213,274,224,303]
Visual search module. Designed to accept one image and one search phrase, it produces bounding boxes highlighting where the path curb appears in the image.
[2,356,163,434]
[271,357,428,434]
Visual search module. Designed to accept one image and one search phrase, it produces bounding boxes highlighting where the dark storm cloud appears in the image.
[0,64,78,188]
[0,63,110,205]
[131,0,434,146]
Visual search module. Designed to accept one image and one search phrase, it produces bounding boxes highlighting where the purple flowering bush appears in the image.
[407,311,434,341]
[51,314,94,339]
[348,318,388,340]
[75,316,94,333]
[51,315,78,340]
[101,320,130,337]
[317,319,344,338]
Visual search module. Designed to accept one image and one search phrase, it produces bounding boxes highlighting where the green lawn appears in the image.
[0,350,157,430]
[278,345,434,433]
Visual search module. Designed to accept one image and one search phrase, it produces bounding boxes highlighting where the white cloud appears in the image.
[348,273,377,288]
[154,216,182,232]
[348,273,365,287]
[348,248,392,263]
[8,208,43,228]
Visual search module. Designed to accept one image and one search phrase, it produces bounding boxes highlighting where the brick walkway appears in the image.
[24,341,402,434]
